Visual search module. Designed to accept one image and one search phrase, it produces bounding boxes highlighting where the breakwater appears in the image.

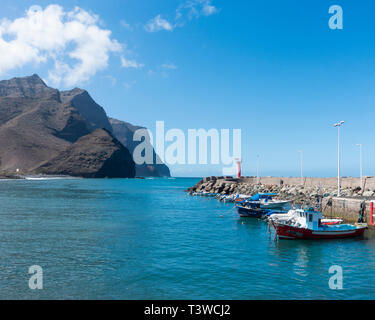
[186,176,375,223]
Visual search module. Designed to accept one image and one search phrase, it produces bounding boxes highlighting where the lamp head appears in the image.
[334,121,345,127]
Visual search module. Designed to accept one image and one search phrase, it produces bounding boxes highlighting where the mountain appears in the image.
[0,74,135,178]
[109,118,171,177]
[0,75,90,171]
[0,74,170,178]
[37,128,135,178]
[59,91,171,176]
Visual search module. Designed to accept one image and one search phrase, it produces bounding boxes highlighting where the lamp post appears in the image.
[298,150,303,184]
[356,144,363,189]
[334,121,344,197]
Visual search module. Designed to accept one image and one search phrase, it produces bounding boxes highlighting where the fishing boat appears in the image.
[245,193,292,211]
[236,206,266,218]
[236,201,268,218]
[235,200,288,218]
[219,193,250,203]
[267,210,342,225]
[269,209,367,240]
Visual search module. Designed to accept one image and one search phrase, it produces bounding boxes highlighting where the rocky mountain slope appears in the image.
[0,74,170,178]
[0,75,134,177]
[109,118,170,177]
[0,75,90,171]
[37,129,135,178]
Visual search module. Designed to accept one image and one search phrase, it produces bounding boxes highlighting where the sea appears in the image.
[0,177,374,299]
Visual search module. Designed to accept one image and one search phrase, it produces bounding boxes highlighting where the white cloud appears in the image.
[145,1,218,32]
[202,3,218,16]
[144,14,174,32]
[175,0,218,25]
[121,56,144,69]
[0,5,121,87]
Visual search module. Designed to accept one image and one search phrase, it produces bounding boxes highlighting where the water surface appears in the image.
[0,178,374,299]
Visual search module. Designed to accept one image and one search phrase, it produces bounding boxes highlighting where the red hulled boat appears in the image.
[269,209,367,240]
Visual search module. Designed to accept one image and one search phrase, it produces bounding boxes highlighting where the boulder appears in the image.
[362,190,374,197]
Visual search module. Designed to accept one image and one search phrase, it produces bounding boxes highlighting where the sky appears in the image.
[0,0,374,177]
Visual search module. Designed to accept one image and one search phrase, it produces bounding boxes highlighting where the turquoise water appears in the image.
[0,178,374,300]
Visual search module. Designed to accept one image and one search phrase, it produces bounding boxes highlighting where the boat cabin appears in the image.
[294,209,323,230]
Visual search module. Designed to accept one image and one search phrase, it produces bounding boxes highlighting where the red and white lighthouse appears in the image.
[236,159,242,178]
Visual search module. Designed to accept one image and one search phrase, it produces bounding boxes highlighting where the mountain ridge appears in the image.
[109,118,171,177]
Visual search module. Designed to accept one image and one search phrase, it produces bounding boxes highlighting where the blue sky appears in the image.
[1,0,375,177]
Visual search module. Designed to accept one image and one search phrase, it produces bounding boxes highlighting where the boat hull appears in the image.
[271,221,366,239]
[237,206,266,218]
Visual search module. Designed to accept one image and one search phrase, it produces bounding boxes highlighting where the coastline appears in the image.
[0,174,174,180]
[0,174,23,180]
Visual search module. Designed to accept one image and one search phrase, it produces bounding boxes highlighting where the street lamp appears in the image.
[298,150,303,184]
[334,121,344,197]
[356,144,363,189]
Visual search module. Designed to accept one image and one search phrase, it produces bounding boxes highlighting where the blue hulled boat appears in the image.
[246,193,292,210]
[236,205,267,218]
[236,195,289,218]
[235,199,270,218]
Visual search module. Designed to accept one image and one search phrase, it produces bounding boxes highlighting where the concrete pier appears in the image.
[322,197,374,224]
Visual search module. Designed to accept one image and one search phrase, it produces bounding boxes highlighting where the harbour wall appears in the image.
[187,176,375,224]
[235,176,375,190]
[322,197,373,223]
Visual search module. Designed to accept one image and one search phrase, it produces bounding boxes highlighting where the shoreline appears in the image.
[0,174,24,180]
[0,174,175,180]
